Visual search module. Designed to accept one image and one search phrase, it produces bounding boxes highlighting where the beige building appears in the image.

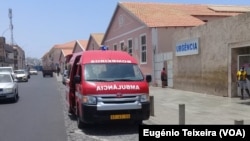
[13,45,25,70]
[101,2,248,88]
[44,2,250,98]
[172,11,250,97]
[86,33,104,50]
[72,40,88,53]
[0,37,14,67]
[42,40,76,70]
[41,40,88,73]
[0,37,26,69]
[59,48,73,71]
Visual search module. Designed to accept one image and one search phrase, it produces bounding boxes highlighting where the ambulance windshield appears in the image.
[84,63,144,81]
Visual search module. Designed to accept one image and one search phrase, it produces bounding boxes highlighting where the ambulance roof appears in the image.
[80,50,138,64]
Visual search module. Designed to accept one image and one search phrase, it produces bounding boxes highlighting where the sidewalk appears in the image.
[144,86,250,125]
[54,74,250,125]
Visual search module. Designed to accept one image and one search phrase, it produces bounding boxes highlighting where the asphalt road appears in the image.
[0,72,141,141]
[0,72,67,141]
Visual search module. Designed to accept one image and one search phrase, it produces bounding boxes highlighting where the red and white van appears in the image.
[65,50,151,128]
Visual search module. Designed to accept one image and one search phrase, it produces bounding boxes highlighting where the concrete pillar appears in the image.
[179,104,185,125]
[234,120,244,125]
[150,96,154,116]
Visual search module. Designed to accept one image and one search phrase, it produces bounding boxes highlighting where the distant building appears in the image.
[13,45,25,70]
[0,37,14,67]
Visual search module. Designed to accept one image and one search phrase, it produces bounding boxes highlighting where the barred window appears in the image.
[128,39,132,56]
[140,35,146,63]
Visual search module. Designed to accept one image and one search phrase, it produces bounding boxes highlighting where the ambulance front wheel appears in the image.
[77,115,90,129]
[134,120,143,125]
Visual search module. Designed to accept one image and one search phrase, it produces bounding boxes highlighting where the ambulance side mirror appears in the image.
[146,75,152,83]
[74,75,81,84]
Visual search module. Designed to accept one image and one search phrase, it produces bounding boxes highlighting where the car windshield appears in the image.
[0,68,12,73]
[14,70,25,74]
[0,74,12,83]
[84,63,144,81]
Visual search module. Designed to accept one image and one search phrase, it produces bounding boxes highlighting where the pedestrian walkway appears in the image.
[144,86,250,125]
[54,74,250,125]
[55,72,62,82]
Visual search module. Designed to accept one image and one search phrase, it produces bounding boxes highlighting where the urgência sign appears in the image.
[175,38,199,56]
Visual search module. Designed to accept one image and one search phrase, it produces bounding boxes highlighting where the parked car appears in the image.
[62,70,68,85]
[14,69,29,82]
[0,72,19,102]
[0,66,15,77]
[29,68,38,75]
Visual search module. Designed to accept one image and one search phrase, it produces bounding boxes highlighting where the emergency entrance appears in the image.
[237,54,250,97]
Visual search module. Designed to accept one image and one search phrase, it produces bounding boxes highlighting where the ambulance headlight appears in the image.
[82,96,97,105]
[140,94,149,102]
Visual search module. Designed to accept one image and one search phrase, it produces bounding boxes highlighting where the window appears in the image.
[140,35,147,63]
[118,15,124,27]
[120,42,124,51]
[128,39,133,56]
[76,65,82,82]
[113,44,117,51]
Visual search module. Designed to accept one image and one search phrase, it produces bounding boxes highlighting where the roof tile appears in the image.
[120,2,247,27]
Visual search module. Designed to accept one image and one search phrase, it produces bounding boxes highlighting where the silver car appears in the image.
[0,72,19,102]
[14,69,29,82]
[0,66,16,78]
[29,68,38,75]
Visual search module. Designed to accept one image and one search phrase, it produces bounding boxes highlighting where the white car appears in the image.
[0,72,19,102]
[14,69,29,82]
[0,66,15,77]
[29,68,38,75]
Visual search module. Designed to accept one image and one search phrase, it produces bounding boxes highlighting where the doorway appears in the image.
[163,61,168,86]
[237,54,250,97]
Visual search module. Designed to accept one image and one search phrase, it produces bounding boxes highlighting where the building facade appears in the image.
[172,12,250,97]
[0,37,14,67]
[13,45,25,70]
[102,2,247,87]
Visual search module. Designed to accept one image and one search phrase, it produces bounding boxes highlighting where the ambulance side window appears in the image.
[67,65,71,79]
[76,65,82,82]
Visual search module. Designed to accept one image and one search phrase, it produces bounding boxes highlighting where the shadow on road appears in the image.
[81,122,139,136]
[67,113,140,136]
[0,99,17,104]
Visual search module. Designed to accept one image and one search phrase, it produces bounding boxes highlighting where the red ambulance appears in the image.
[65,50,151,128]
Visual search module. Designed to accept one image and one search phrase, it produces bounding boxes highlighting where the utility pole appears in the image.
[9,8,14,46]
[8,8,16,69]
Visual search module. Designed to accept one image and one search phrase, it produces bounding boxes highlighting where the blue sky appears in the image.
[0,0,249,58]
